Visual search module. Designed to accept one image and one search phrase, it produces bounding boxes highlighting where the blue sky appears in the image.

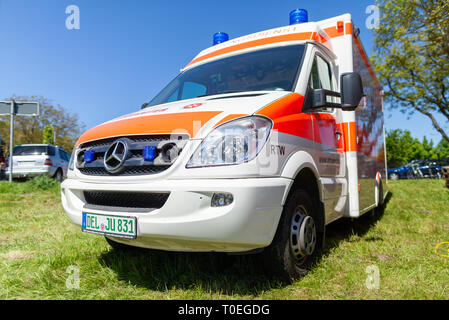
[0,0,447,144]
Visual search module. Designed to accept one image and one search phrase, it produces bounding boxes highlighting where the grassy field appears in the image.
[0,177,448,299]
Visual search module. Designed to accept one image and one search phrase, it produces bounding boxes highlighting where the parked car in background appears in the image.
[5,144,70,182]
[388,159,449,180]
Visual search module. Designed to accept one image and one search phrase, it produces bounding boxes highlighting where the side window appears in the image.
[310,55,333,90]
[180,82,207,100]
[47,146,56,156]
[308,55,335,112]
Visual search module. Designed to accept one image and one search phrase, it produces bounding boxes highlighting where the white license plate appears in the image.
[17,161,34,167]
[82,213,137,239]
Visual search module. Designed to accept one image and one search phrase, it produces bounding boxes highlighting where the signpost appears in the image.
[0,100,40,182]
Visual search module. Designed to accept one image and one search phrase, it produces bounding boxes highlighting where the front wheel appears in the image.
[261,189,322,281]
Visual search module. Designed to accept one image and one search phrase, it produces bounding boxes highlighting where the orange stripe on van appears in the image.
[76,111,222,147]
[186,23,354,69]
[341,121,357,152]
[214,114,248,127]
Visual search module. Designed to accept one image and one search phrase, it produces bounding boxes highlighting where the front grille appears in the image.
[84,191,170,212]
[76,134,188,176]
[79,165,170,176]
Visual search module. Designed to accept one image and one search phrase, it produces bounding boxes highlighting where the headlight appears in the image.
[187,116,272,168]
[68,147,76,171]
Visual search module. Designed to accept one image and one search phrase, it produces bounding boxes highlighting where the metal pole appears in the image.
[9,101,14,182]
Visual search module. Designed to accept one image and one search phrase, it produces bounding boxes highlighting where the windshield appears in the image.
[13,145,54,156]
[147,44,305,107]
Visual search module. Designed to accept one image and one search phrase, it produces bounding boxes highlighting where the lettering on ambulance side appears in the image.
[270,145,286,156]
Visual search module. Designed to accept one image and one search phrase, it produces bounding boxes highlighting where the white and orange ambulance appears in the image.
[61,9,387,279]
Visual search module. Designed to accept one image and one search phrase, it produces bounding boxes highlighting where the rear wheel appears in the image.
[261,189,322,281]
[54,169,63,182]
[389,172,399,180]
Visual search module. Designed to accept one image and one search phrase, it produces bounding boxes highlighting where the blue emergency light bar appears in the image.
[213,32,229,45]
[289,9,308,25]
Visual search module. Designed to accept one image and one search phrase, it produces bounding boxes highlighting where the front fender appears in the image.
[280,150,323,205]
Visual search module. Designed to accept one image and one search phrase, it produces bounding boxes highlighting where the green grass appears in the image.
[0,178,448,299]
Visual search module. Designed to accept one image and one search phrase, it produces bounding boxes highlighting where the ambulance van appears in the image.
[61,10,387,279]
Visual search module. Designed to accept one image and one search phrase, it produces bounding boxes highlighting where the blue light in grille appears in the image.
[143,146,156,161]
[84,150,95,163]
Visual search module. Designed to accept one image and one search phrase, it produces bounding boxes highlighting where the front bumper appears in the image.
[61,177,291,252]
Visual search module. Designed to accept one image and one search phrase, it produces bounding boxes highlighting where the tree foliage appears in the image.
[42,125,54,145]
[0,96,84,154]
[373,0,449,142]
[386,129,449,168]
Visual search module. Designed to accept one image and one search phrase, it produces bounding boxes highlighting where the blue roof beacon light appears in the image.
[289,9,308,25]
[213,32,229,46]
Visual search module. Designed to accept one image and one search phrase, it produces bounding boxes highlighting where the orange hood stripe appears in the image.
[213,114,248,127]
[76,111,222,147]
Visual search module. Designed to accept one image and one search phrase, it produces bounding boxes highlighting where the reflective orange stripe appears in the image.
[341,121,357,152]
[76,111,222,146]
[214,114,248,127]
[187,22,354,69]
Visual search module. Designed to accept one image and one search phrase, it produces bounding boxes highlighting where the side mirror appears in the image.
[311,89,342,109]
[340,72,364,111]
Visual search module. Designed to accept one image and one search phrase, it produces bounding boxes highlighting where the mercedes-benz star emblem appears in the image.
[104,139,129,173]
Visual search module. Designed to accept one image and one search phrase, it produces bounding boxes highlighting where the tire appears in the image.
[54,169,63,182]
[389,173,399,180]
[261,189,322,281]
[373,182,385,218]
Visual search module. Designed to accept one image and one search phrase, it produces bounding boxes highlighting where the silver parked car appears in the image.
[6,144,70,182]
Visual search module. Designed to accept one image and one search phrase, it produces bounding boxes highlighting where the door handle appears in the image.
[335,129,342,139]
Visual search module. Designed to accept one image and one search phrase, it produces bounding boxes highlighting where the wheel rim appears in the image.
[390,173,398,180]
[290,206,317,261]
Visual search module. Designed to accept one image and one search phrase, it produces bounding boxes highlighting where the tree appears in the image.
[42,125,54,145]
[386,129,417,168]
[0,96,85,154]
[372,0,449,143]
[386,129,449,168]
[435,139,449,159]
